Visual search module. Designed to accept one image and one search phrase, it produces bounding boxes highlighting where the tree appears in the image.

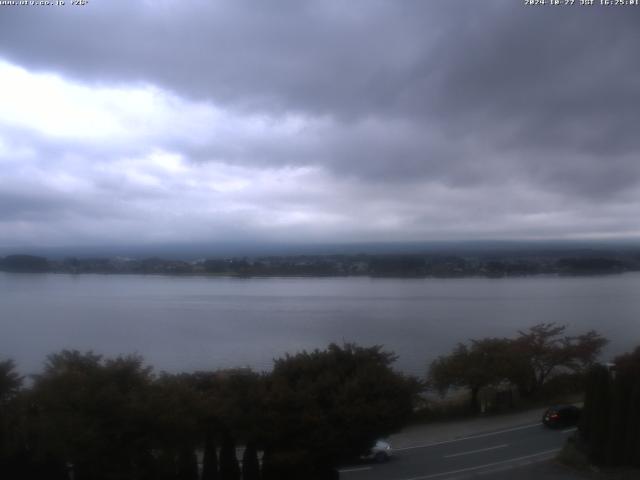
[580,346,640,467]
[611,347,640,467]
[201,431,219,480]
[429,324,608,411]
[29,350,155,480]
[146,373,205,480]
[241,441,260,480]
[429,338,512,412]
[605,367,631,465]
[0,360,22,405]
[184,369,266,480]
[189,369,266,444]
[263,343,420,473]
[259,448,276,480]
[219,432,240,480]
[0,360,25,480]
[177,445,198,480]
[509,323,607,398]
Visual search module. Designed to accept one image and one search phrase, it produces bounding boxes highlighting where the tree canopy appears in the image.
[429,338,512,412]
[0,360,22,405]
[429,323,608,411]
[509,323,607,397]
[264,343,421,472]
[0,343,420,479]
[580,345,640,467]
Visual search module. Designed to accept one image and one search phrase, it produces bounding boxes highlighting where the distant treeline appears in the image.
[2,250,640,277]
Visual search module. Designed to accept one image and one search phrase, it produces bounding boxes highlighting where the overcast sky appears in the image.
[1,0,639,249]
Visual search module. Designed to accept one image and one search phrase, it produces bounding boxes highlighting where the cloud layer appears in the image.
[1,0,639,248]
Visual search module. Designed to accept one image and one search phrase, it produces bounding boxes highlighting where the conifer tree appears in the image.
[241,441,260,480]
[219,432,240,480]
[259,448,275,480]
[628,381,640,467]
[202,432,219,480]
[583,364,611,465]
[605,372,628,465]
[177,445,198,480]
[156,449,178,480]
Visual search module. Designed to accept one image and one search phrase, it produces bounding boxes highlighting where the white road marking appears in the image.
[562,427,577,434]
[394,423,542,452]
[477,464,519,476]
[443,443,509,458]
[400,448,561,480]
[338,466,372,473]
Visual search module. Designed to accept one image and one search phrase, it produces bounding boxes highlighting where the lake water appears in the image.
[2,272,640,376]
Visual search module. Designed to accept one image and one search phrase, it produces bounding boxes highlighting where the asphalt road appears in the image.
[339,422,577,480]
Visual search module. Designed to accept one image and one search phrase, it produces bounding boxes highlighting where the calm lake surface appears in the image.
[2,272,640,376]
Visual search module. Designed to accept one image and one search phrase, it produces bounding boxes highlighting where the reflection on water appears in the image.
[2,272,640,376]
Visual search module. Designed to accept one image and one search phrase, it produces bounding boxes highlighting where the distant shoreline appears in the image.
[2,251,639,279]
[2,271,639,281]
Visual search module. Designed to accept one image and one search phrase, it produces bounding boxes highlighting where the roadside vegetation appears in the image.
[0,344,420,480]
[427,323,607,415]
[428,326,640,474]
[555,344,640,479]
[1,324,628,479]
[575,346,640,469]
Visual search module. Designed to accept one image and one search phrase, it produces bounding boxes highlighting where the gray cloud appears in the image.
[1,0,640,246]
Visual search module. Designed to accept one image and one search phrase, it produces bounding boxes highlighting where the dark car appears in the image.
[542,405,581,428]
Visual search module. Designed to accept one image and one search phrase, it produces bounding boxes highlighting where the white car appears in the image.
[362,440,393,463]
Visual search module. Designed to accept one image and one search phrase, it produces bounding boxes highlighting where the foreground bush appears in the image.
[579,346,640,468]
[0,343,420,479]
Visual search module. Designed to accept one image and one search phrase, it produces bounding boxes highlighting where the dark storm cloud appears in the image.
[0,0,429,115]
[1,0,640,245]
[424,4,640,169]
[3,2,637,124]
